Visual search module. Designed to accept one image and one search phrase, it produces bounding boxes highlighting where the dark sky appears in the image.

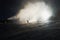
[1,0,23,20]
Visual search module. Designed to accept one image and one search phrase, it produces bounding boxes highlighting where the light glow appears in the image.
[8,1,53,25]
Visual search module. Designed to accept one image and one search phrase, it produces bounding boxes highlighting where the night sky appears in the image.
[1,0,21,20]
[0,0,60,40]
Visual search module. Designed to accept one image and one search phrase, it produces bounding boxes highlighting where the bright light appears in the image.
[8,1,53,25]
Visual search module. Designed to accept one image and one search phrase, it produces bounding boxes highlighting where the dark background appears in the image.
[0,0,60,40]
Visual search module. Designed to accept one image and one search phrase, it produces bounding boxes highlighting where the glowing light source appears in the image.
[17,1,52,24]
[8,1,53,25]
